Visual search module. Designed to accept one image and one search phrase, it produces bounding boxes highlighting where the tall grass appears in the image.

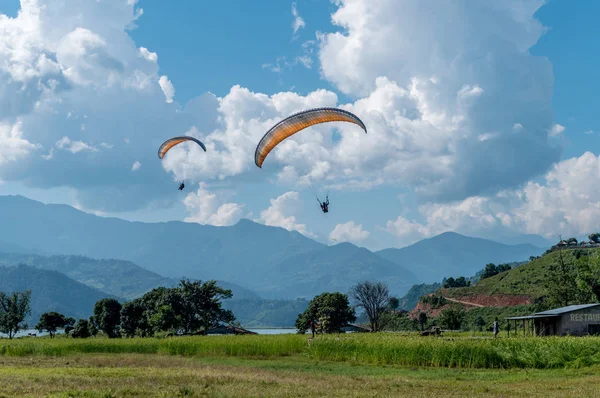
[0,334,306,358]
[3,333,600,369]
[308,333,600,369]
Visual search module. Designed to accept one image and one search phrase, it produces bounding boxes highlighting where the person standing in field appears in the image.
[309,319,316,338]
[493,318,499,338]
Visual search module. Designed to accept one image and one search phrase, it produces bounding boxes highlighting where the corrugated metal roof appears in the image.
[535,303,600,316]
[505,314,559,320]
[505,303,600,320]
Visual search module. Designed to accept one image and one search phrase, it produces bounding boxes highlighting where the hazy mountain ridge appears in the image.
[0,251,260,301]
[0,264,120,324]
[259,242,419,299]
[377,232,545,283]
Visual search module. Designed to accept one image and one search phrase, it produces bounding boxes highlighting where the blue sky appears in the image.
[1,0,600,250]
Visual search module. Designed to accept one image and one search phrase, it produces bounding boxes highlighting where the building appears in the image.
[506,303,600,337]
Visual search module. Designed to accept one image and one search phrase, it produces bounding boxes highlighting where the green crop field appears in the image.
[2,333,600,397]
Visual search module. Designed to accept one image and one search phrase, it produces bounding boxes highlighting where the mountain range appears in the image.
[0,194,548,325]
[377,232,545,283]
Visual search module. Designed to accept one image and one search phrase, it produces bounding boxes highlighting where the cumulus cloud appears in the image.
[0,120,40,165]
[317,0,560,201]
[183,185,245,226]
[0,0,566,223]
[549,123,565,137]
[158,75,175,103]
[292,3,305,35]
[55,136,97,153]
[0,0,206,212]
[131,161,141,171]
[329,221,370,244]
[139,47,157,63]
[257,191,312,236]
[384,152,600,244]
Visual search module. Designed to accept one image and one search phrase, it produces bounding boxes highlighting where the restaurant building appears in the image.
[506,303,600,336]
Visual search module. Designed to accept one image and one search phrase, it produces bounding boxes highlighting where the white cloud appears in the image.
[292,3,305,35]
[139,47,157,63]
[315,0,560,200]
[257,191,312,236]
[183,185,244,226]
[158,75,175,103]
[131,161,141,171]
[295,55,313,69]
[0,121,40,165]
[55,136,97,153]
[329,221,370,244]
[384,152,600,244]
[549,123,565,137]
[584,130,594,135]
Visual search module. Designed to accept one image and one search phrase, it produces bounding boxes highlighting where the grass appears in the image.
[3,332,600,369]
[1,353,600,397]
[0,334,306,358]
[2,334,600,396]
[447,248,597,299]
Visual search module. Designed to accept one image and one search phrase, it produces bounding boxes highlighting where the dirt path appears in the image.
[444,297,485,307]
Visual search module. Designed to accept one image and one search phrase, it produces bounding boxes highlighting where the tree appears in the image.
[388,297,400,311]
[418,312,428,331]
[497,263,512,273]
[72,319,91,338]
[442,277,470,288]
[64,317,76,336]
[576,251,600,302]
[296,292,355,334]
[442,277,455,288]
[178,279,235,335]
[589,233,600,244]
[120,299,147,338]
[438,305,465,330]
[474,316,486,332]
[93,298,122,338]
[0,290,31,339]
[35,312,73,338]
[349,281,391,332]
[545,248,580,307]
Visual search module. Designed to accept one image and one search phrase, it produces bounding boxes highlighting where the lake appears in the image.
[1,328,299,338]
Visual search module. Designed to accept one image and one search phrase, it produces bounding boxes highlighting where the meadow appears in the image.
[2,333,600,397]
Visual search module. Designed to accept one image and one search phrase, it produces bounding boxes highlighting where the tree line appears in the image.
[0,279,235,339]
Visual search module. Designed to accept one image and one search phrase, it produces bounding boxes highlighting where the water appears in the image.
[248,328,298,335]
[0,328,62,338]
[1,328,299,338]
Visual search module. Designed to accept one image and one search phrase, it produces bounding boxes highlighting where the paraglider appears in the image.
[157,136,206,159]
[254,107,366,213]
[254,107,367,168]
[157,136,206,191]
[319,195,329,213]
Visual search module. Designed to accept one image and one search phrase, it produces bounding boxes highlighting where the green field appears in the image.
[2,333,600,397]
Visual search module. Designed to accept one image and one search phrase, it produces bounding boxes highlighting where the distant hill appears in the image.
[260,242,420,299]
[0,195,322,297]
[444,249,586,300]
[0,264,118,324]
[377,232,544,283]
[397,283,441,311]
[0,252,260,301]
[222,299,309,328]
[481,234,552,249]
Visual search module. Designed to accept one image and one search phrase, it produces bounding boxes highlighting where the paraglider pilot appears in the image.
[320,195,329,213]
[178,181,185,191]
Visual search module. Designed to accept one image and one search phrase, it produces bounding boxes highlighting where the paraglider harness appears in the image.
[319,195,329,213]
[178,181,185,191]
